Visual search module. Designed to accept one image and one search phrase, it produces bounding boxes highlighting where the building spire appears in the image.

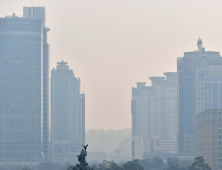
[197,37,202,51]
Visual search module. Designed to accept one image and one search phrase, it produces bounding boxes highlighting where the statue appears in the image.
[77,145,88,167]
[70,144,93,170]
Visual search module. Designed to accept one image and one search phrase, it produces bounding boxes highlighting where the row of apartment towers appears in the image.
[131,37,222,161]
[0,7,85,164]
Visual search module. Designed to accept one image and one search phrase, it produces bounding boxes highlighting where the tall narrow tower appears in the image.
[51,61,85,164]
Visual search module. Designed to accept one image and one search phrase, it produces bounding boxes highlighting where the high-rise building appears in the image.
[177,38,222,156]
[23,7,46,26]
[196,109,222,169]
[131,72,177,159]
[23,6,51,161]
[0,14,45,163]
[51,61,85,164]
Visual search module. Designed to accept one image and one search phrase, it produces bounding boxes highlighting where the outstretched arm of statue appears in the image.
[82,144,88,150]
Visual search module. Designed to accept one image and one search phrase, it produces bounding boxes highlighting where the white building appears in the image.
[132,136,143,160]
[131,72,177,159]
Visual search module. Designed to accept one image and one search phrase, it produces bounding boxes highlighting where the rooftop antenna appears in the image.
[197,36,202,51]
[29,0,33,7]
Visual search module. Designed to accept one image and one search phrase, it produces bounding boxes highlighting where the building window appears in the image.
[208,83,211,100]
[218,147,222,151]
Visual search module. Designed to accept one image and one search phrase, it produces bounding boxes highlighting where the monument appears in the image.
[70,144,93,170]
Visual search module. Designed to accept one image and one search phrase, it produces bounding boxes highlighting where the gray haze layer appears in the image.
[1,0,222,130]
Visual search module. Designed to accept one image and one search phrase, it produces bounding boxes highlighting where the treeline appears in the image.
[89,156,211,170]
[0,156,211,170]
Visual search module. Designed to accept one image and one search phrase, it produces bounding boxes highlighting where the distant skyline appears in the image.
[1,0,222,130]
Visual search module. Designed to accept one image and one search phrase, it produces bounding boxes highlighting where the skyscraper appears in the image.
[23,7,51,161]
[177,38,222,156]
[0,14,44,163]
[51,61,85,163]
[131,72,177,159]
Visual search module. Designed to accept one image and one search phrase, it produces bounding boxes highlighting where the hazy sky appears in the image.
[1,0,222,130]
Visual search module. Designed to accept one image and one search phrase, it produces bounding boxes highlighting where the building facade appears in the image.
[0,14,44,163]
[23,6,51,161]
[131,72,177,159]
[177,38,222,156]
[196,109,222,170]
[51,61,85,163]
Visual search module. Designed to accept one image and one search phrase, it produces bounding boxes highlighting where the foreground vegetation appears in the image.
[0,156,210,170]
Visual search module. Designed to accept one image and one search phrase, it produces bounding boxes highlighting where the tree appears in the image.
[149,157,165,170]
[99,160,110,170]
[122,160,144,170]
[119,160,126,167]
[138,158,150,169]
[91,164,99,170]
[108,161,122,170]
[188,157,211,170]
[168,165,180,170]
[166,157,181,170]
[23,167,31,170]
[37,162,63,170]
[167,157,180,167]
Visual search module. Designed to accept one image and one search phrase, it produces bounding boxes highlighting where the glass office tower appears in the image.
[23,7,51,161]
[0,14,44,163]
[177,38,222,156]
